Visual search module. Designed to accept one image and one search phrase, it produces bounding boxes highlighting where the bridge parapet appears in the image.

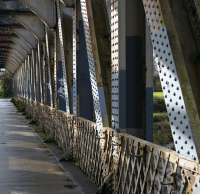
[13,97,200,194]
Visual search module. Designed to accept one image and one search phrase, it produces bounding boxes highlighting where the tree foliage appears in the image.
[0,77,12,98]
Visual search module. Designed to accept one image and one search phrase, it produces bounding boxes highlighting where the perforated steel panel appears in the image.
[80,0,103,130]
[53,32,58,107]
[56,0,70,113]
[111,0,119,129]
[142,0,198,160]
[72,5,77,115]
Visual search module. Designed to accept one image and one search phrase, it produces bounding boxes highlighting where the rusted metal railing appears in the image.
[15,97,200,194]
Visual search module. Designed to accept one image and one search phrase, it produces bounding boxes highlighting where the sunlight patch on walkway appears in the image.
[9,157,64,176]
[7,130,36,137]
[6,141,47,151]
[5,124,30,128]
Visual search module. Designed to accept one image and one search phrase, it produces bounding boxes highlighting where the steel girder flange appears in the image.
[14,29,37,49]
[1,17,44,71]
[8,27,40,72]
[19,0,56,28]
[0,0,57,74]
[15,15,45,40]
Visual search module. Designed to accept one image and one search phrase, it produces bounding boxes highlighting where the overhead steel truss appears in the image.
[6,3,200,192]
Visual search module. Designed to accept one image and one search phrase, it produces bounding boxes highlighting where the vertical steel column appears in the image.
[22,65,25,98]
[56,0,70,112]
[16,73,19,96]
[17,69,19,97]
[28,55,31,102]
[87,0,109,126]
[145,25,154,141]
[14,74,16,97]
[80,0,103,129]
[12,77,14,97]
[42,43,47,104]
[53,31,58,108]
[142,0,198,160]
[45,27,53,107]
[111,0,119,129]
[26,57,29,102]
[38,42,43,104]
[72,2,77,115]
[26,57,29,101]
[16,72,18,97]
[25,58,29,101]
[20,67,23,97]
[20,67,22,97]
[27,57,29,102]
[30,54,33,102]
[24,60,26,99]
[31,52,33,101]
[18,70,20,97]
[142,0,200,192]
[111,0,145,137]
[15,73,17,97]
[77,4,94,121]
[13,74,15,97]
[31,55,33,102]
[19,69,21,97]
[105,0,111,23]
[18,69,20,97]
[35,49,39,102]
[32,50,37,103]
[21,65,23,97]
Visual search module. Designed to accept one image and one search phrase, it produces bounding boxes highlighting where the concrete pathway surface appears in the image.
[0,99,96,194]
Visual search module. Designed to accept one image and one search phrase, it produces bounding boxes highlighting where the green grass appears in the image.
[153,91,166,112]
[153,91,164,100]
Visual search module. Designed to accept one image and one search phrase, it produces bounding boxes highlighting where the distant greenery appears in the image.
[0,78,12,98]
[153,91,173,146]
[153,112,168,122]
[153,91,164,99]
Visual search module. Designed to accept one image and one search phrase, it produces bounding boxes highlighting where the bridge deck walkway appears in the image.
[0,99,96,194]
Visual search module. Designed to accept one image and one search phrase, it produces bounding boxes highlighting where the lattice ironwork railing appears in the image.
[15,97,200,194]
